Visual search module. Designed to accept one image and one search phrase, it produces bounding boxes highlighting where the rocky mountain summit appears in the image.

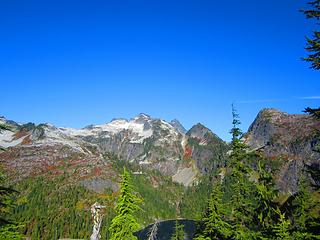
[245,108,320,194]
[0,114,226,187]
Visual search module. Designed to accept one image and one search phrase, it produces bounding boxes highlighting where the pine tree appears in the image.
[302,0,320,70]
[196,182,231,240]
[108,168,142,240]
[171,221,185,240]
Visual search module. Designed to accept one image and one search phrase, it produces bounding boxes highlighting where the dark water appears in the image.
[135,219,198,240]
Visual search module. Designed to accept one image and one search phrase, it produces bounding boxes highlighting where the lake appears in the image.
[135,219,198,240]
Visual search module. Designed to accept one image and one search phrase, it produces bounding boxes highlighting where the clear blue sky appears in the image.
[0,0,319,141]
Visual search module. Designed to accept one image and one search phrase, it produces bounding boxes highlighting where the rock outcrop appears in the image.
[245,108,320,193]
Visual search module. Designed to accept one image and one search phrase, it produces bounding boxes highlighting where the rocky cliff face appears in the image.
[245,109,320,194]
[0,114,226,187]
[186,123,228,174]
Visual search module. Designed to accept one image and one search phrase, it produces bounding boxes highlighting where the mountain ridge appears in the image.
[0,113,227,187]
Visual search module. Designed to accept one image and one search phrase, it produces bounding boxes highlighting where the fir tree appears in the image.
[273,208,292,240]
[291,178,320,239]
[171,221,185,240]
[197,182,231,240]
[254,161,279,235]
[108,168,142,240]
[301,0,320,70]
[228,105,257,239]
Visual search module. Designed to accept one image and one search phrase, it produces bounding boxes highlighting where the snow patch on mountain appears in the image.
[0,130,25,148]
[0,117,6,125]
[33,125,86,153]
[59,118,153,144]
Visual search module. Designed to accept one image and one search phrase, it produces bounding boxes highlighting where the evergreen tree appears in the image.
[193,236,210,240]
[302,0,320,70]
[108,168,142,240]
[304,107,320,119]
[0,164,23,239]
[0,224,23,240]
[291,178,320,239]
[228,105,257,239]
[196,182,231,240]
[171,221,185,240]
[254,161,279,236]
[273,208,292,240]
[0,171,17,225]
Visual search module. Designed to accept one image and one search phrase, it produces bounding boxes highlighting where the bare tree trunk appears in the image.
[148,221,159,240]
[90,202,106,240]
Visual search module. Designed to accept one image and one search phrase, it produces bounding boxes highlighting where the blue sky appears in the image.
[0,0,319,141]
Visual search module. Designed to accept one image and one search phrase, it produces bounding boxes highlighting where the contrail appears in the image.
[236,99,286,104]
[236,96,320,104]
[297,96,320,100]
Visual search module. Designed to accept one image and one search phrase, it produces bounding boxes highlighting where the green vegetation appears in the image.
[302,0,320,70]
[171,220,185,240]
[179,174,214,220]
[0,169,23,239]
[194,182,231,240]
[194,106,320,239]
[273,208,292,240]
[8,158,187,239]
[109,169,142,240]
[12,175,112,240]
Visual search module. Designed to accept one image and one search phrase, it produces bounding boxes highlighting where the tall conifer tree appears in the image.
[195,182,231,240]
[302,0,320,70]
[291,178,319,239]
[108,169,142,240]
[273,208,292,240]
[228,105,257,239]
[254,161,279,236]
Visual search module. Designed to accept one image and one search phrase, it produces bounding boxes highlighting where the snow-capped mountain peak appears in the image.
[0,114,228,186]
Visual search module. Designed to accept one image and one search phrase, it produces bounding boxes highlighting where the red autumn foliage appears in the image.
[12,130,28,140]
[183,145,192,160]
